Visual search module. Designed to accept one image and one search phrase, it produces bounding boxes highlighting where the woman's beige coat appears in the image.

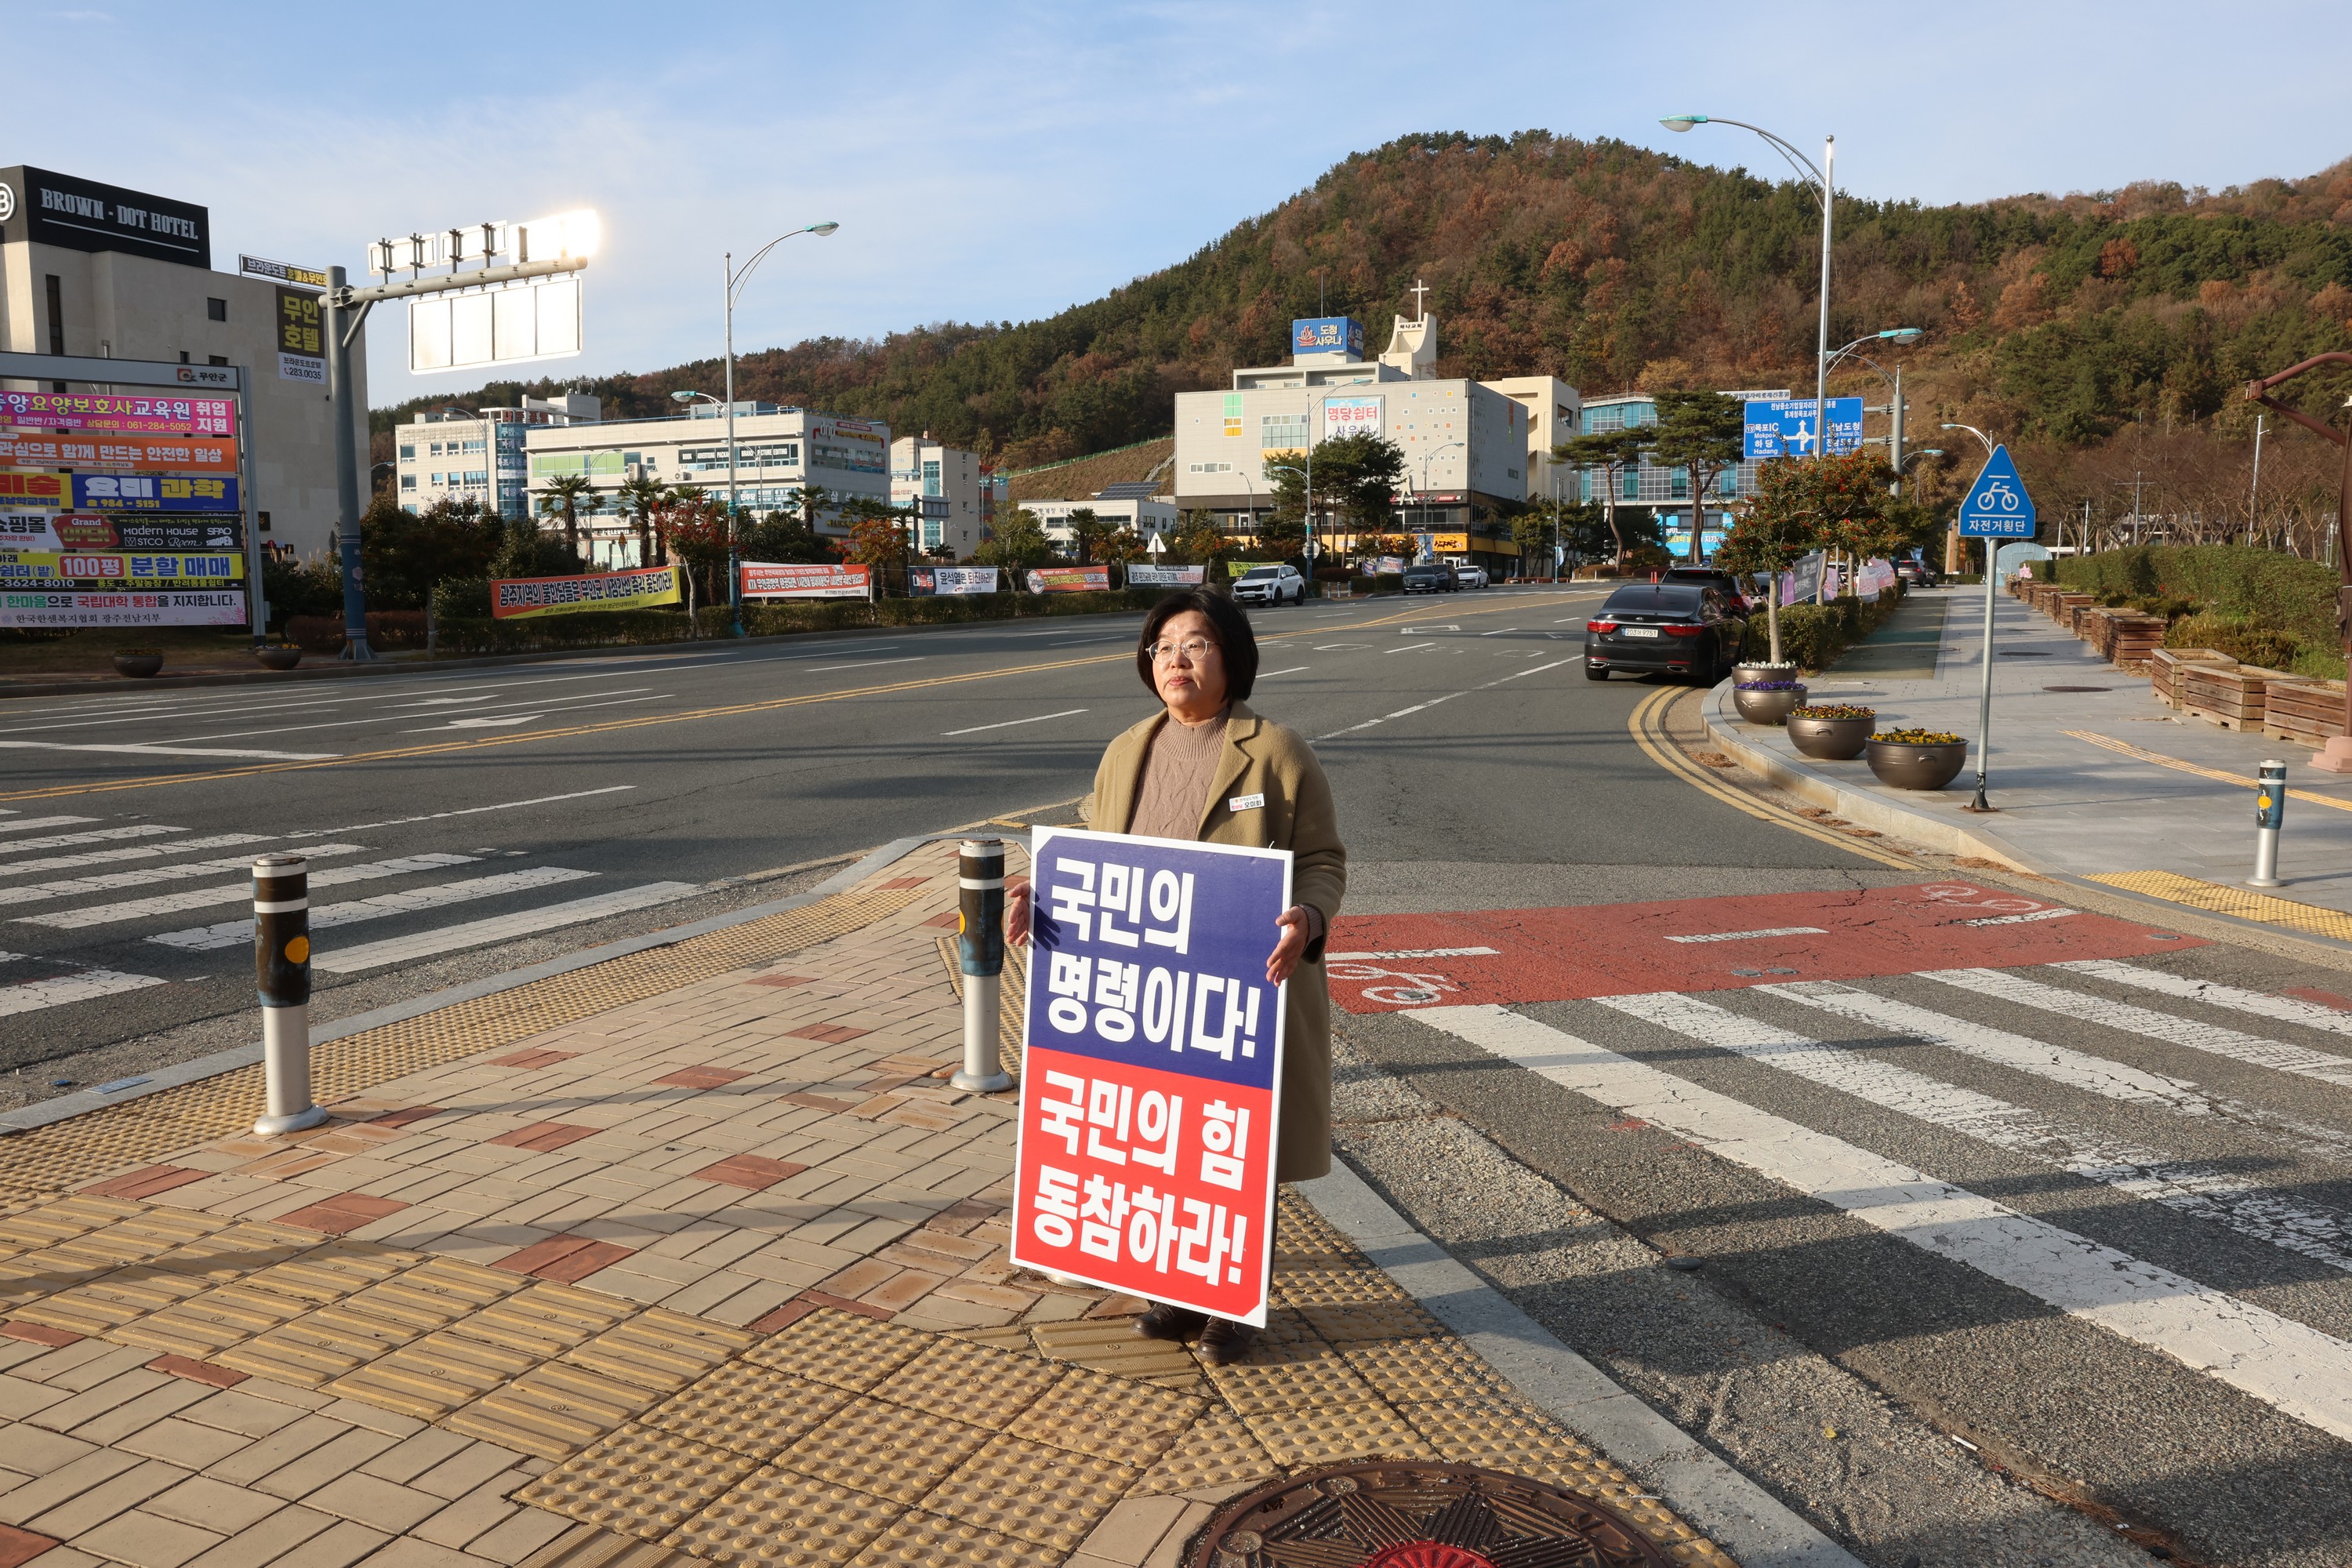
[1081,699,1346,1181]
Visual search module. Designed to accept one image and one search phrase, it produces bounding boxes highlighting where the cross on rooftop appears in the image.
[1409,278,1431,321]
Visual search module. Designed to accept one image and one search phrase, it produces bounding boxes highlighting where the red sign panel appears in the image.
[0,391,236,436]
[739,561,869,599]
[0,433,239,474]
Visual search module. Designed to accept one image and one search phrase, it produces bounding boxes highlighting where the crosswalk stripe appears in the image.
[312,881,699,973]
[146,866,595,952]
[1926,967,2352,1089]
[0,959,169,1017]
[1762,979,2352,1165]
[1419,1003,2352,1443]
[0,833,273,878]
[0,824,187,855]
[0,844,370,910]
[2056,959,2352,1040]
[0,816,102,838]
[19,852,473,929]
[1602,990,2352,1273]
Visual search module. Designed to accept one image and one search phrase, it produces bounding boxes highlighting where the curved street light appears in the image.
[1940,421,1997,459]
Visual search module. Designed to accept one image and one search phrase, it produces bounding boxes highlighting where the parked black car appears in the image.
[1402,561,1458,593]
[1584,583,1747,684]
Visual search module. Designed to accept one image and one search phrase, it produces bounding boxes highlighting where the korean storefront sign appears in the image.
[0,433,239,474]
[71,475,239,512]
[0,391,235,436]
[0,551,244,588]
[1011,827,1291,1325]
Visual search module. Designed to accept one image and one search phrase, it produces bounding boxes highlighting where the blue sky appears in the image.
[13,2,2346,406]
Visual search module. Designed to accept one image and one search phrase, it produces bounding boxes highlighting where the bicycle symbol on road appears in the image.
[1327,957,1468,1007]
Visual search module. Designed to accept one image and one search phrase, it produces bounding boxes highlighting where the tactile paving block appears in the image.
[344,1261,539,1334]
[565,1309,752,1395]
[775,1399,989,1505]
[747,1308,928,1392]
[0,1197,140,1251]
[661,1465,898,1566]
[866,1335,1060,1429]
[1202,1338,1377,1416]
[517,1422,760,1541]
[1273,1264,1413,1308]
[1241,1400,1438,1468]
[643,1359,855,1461]
[916,1431,1138,1551]
[1130,1407,1283,1497]
[1004,1362,1203,1469]
[1026,1318,1204,1388]
[844,1509,1033,1568]
[328,1328,535,1417]
[1337,1336,1502,1404]
[447,1359,668,1459]
[1395,1390,1611,1480]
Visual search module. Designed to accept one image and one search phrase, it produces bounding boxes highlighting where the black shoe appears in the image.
[1197,1316,1260,1365]
[1135,1301,1207,1341]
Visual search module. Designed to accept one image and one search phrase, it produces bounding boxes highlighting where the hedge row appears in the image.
[2052,546,2338,651]
[1739,584,1908,673]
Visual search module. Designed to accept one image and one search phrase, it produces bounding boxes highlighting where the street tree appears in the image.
[842,517,905,590]
[739,507,835,564]
[1554,426,1653,564]
[535,474,596,560]
[1715,451,1900,664]
[1508,509,1552,579]
[975,507,1054,583]
[1646,390,1746,563]
[1267,434,1406,549]
[1064,506,1111,564]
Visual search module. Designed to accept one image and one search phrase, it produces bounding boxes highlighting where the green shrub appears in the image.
[2055,546,2336,651]
[1372,573,1403,594]
[2161,612,2302,671]
[1740,584,1908,673]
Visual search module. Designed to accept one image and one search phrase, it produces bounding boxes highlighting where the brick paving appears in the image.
[0,843,1738,1568]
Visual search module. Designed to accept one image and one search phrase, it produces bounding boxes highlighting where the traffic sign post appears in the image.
[1955,445,2039,811]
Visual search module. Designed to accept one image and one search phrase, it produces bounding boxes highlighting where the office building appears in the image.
[396,394,598,519]
[1573,388,1788,557]
[1020,487,1178,554]
[890,435,989,558]
[0,165,368,557]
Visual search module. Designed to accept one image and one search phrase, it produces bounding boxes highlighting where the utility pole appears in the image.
[2251,413,2267,545]
[325,265,372,661]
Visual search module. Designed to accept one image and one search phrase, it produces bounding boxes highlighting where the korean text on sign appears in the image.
[1011,826,1292,1326]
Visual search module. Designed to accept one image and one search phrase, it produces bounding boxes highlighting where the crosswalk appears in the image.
[1406,956,2352,1447]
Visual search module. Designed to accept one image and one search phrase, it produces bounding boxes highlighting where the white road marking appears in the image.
[805,658,924,673]
[312,786,637,837]
[1048,637,1129,647]
[1421,1003,2352,1443]
[1604,990,2352,1273]
[2057,960,2352,1038]
[0,741,343,760]
[1326,946,1501,961]
[1926,967,2352,1087]
[0,844,370,908]
[314,881,699,973]
[1960,908,2078,927]
[1313,643,1372,650]
[1483,659,1573,685]
[1383,641,1439,655]
[942,709,1089,737]
[1665,927,1828,944]
[0,816,101,837]
[1318,692,1462,738]
[0,834,275,878]
[1259,666,1310,678]
[0,825,187,854]
[438,716,543,729]
[148,866,597,952]
[0,959,169,1017]
[22,853,477,929]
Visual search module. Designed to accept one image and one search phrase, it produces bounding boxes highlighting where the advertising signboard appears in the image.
[277,286,326,385]
[493,564,680,619]
[0,391,235,436]
[0,551,243,588]
[0,474,67,508]
[241,255,328,291]
[72,475,238,513]
[1010,826,1290,1325]
[0,166,210,269]
[908,565,1001,597]
[0,514,241,552]
[739,561,870,599]
[1125,564,1205,588]
[1321,395,1382,441]
[808,418,887,476]
[1290,317,1364,358]
[0,590,248,629]
[1743,397,1864,459]
[0,433,238,474]
[1026,565,1112,593]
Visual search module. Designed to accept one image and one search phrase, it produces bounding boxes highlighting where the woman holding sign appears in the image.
[1007,589,1346,1364]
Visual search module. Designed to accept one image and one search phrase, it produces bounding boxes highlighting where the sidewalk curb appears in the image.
[1294,1160,1864,1568]
[0,830,1006,1137]
[1702,682,2039,873]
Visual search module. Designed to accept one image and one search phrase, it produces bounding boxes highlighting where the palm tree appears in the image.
[616,475,672,567]
[536,474,595,563]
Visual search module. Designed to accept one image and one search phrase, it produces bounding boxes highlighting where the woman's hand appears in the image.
[1004,875,1033,948]
[1267,905,1312,985]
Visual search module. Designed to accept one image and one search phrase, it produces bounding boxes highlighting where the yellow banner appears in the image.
[0,550,245,588]
[493,564,680,619]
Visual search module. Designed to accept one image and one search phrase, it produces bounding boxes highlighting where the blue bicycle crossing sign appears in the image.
[1956,445,2038,539]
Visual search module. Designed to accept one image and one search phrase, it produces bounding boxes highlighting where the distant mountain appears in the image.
[374,132,2352,466]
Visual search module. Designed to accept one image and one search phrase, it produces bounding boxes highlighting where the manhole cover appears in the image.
[2045,685,2111,693]
[1191,1462,1675,1567]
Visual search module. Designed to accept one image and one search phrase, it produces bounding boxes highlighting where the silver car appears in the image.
[1232,564,1305,605]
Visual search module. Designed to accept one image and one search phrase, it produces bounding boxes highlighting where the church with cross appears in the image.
[1171,281,1581,574]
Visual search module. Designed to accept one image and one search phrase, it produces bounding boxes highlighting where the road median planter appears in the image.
[1786,704,1875,760]
[254,644,302,671]
[1733,677,1806,726]
[112,649,164,679]
[1866,731,1968,790]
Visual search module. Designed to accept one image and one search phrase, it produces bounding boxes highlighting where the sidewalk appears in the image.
[1711,586,2352,938]
[0,842,1740,1568]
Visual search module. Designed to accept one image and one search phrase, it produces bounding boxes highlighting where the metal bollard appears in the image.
[252,854,329,1134]
[2249,760,2287,889]
[951,838,1012,1093]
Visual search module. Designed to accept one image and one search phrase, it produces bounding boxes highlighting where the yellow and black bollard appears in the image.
[950,838,1011,1092]
[253,853,329,1134]
[2249,760,2287,890]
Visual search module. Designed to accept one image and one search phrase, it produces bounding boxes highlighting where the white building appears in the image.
[524,403,891,564]
[1020,487,1178,554]
[890,435,989,559]
[396,394,598,519]
[0,164,368,559]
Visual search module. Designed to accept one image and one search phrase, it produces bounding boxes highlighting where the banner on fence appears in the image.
[1122,564,1204,588]
[0,391,236,437]
[0,590,249,628]
[739,561,871,600]
[1010,826,1291,1326]
[0,551,243,588]
[493,564,681,619]
[1025,565,1112,593]
[908,565,1000,597]
[0,434,239,475]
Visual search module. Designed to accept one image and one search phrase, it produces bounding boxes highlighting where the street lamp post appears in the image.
[1822,328,1922,479]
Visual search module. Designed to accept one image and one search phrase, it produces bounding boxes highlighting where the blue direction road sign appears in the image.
[1744,397,1863,459]
[1956,445,2038,539]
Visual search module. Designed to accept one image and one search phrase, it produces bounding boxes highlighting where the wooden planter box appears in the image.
[2075,605,2117,648]
[2049,591,2095,626]
[2152,648,2235,709]
[2025,583,2059,615]
[2263,679,2348,748]
[2107,614,2169,670]
[2180,663,2282,731]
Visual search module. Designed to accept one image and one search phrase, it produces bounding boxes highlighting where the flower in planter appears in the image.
[1790,704,1875,720]
[1736,679,1806,691]
[1874,729,1963,745]
[114,648,164,658]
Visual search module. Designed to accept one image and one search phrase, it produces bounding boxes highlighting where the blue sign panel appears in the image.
[1743,397,1864,459]
[1956,445,2038,539]
[1291,317,1363,358]
[73,474,240,513]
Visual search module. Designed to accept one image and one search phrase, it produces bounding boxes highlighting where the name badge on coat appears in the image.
[1227,792,1265,812]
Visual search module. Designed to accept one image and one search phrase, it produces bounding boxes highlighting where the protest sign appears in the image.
[493,564,680,619]
[908,565,1000,596]
[1125,564,1204,588]
[1025,565,1111,593]
[739,561,869,599]
[1011,826,1290,1326]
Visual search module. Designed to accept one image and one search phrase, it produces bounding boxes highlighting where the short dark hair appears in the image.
[1136,590,1258,702]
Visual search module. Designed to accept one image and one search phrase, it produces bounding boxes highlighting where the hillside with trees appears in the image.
[376,132,2352,539]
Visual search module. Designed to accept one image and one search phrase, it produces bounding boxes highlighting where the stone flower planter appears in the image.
[1733,681,1806,726]
[255,645,302,671]
[1787,713,1875,760]
[112,651,165,679]
[1867,735,1969,790]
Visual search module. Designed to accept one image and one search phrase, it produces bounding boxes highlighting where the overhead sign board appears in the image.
[1957,445,2038,539]
[1744,397,1864,459]
[241,255,328,291]
[0,391,234,436]
[1291,317,1363,358]
[0,166,210,268]
[408,275,582,373]
[0,433,238,474]
[1011,826,1291,1326]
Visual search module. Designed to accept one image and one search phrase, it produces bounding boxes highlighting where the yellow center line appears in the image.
[2064,731,2352,814]
[0,593,1563,803]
